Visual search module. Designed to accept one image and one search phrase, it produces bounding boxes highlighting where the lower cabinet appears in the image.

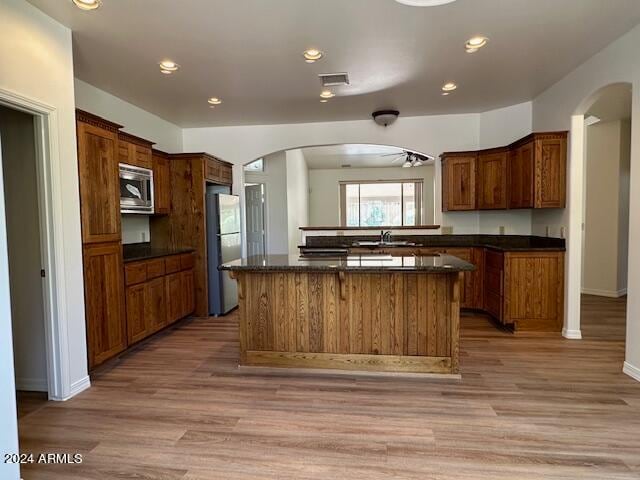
[124,253,196,348]
[83,242,127,369]
[347,245,564,332]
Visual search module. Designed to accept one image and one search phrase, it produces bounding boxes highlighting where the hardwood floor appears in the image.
[17,295,640,479]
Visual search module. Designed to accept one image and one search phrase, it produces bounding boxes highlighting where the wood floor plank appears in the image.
[16,295,640,479]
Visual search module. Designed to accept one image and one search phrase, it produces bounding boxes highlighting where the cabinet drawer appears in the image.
[180,253,195,270]
[125,262,147,286]
[165,255,182,274]
[416,247,446,255]
[145,258,165,279]
[444,247,471,261]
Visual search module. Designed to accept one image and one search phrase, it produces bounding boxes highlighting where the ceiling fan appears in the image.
[382,150,433,168]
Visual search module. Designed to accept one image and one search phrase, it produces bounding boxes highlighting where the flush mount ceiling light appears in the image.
[372,110,400,127]
[320,90,335,99]
[585,115,601,126]
[303,49,324,63]
[159,60,179,74]
[208,97,222,105]
[465,36,488,53]
[72,0,102,10]
[442,82,457,92]
[395,0,457,6]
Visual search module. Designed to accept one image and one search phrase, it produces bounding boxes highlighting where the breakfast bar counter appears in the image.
[221,254,474,375]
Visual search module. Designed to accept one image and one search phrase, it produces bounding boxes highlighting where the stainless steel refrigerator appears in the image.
[206,193,241,315]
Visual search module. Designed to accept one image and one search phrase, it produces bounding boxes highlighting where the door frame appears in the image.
[0,87,77,401]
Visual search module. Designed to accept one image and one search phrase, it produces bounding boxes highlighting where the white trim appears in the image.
[581,288,627,298]
[66,376,91,399]
[14,377,48,392]
[623,361,640,382]
[0,86,79,401]
[562,328,582,339]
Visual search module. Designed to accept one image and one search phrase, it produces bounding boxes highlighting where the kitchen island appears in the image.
[221,254,474,375]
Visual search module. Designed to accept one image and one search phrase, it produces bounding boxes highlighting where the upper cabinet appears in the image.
[477,150,509,210]
[441,131,567,212]
[76,110,122,244]
[442,154,476,211]
[204,154,233,185]
[152,149,171,215]
[117,131,153,169]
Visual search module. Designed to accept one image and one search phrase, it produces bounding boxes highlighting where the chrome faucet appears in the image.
[380,230,392,243]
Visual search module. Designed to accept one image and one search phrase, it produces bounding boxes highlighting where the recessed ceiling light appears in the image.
[442,82,457,92]
[208,97,222,105]
[465,36,488,53]
[395,0,457,6]
[72,0,102,10]
[159,60,179,74]
[320,90,335,99]
[303,49,324,63]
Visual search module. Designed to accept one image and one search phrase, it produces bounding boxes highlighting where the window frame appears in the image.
[339,179,423,227]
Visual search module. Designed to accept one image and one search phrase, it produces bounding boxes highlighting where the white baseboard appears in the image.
[581,287,627,298]
[562,328,582,339]
[67,375,91,399]
[15,377,48,392]
[623,362,640,382]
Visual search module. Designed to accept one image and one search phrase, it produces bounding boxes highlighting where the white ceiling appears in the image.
[301,144,424,169]
[27,0,640,127]
[586,84,632,122]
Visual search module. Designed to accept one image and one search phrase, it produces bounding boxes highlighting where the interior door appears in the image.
[245,184,266,256]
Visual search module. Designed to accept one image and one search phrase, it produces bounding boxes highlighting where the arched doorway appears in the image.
[566,82,632,351]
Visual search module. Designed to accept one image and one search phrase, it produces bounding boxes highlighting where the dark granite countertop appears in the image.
[301,234,565,252]
[220,254,474,273]
[123,243,195,263]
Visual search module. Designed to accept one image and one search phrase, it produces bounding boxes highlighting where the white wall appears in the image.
[286,149,309,256]
[245,151,289,255]
[0,106,47,392]
[0,0,89,410]
[308,165,435,226]
[75,78,185,244]
[531,22,640,378]
[479,101,533,149]
[583,120,630,297]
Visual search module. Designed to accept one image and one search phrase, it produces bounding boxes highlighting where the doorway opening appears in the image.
[0,105,49,413]
[580,84,631,344]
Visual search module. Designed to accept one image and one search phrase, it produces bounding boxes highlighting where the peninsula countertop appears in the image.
[220,253,475,273]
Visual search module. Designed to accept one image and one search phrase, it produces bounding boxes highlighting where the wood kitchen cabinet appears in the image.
[441,154,476,211]
[83,242,127,369]
[509,132,567,209]
[124,253,195,347]
[441,131,567,212]
[477,150,509,210]
[152,149,171,215]
[76,110,122,244]
[117,131,153,169]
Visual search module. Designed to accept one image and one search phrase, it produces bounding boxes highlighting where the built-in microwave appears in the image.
[119,163,154,214]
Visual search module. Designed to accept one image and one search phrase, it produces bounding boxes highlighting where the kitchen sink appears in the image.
[353,241,417,247]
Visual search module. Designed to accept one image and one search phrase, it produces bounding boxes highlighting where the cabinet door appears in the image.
[165,272,184,324]
[443,248,472,307]
[83,242,126,368]
[145,276,167,333]
[181,270,195,317]
[503,252,564,331]
[153,152,171,215]
[126,283,148,344]
[77,121,121,244]
[442,156,476,211]
[535,137,566,208]
[483,249,504,322]
[220,164,233,185]
[509,142,534,208]
[206,158,221,183]
[477,152,508,210]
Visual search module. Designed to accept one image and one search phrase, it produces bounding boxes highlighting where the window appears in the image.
[244,158,264,172]
[340,180,423,227]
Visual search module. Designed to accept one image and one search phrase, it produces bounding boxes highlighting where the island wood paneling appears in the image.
[235,271,460,374]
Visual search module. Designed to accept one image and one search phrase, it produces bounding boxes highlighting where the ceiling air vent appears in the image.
[319,73,350,87]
